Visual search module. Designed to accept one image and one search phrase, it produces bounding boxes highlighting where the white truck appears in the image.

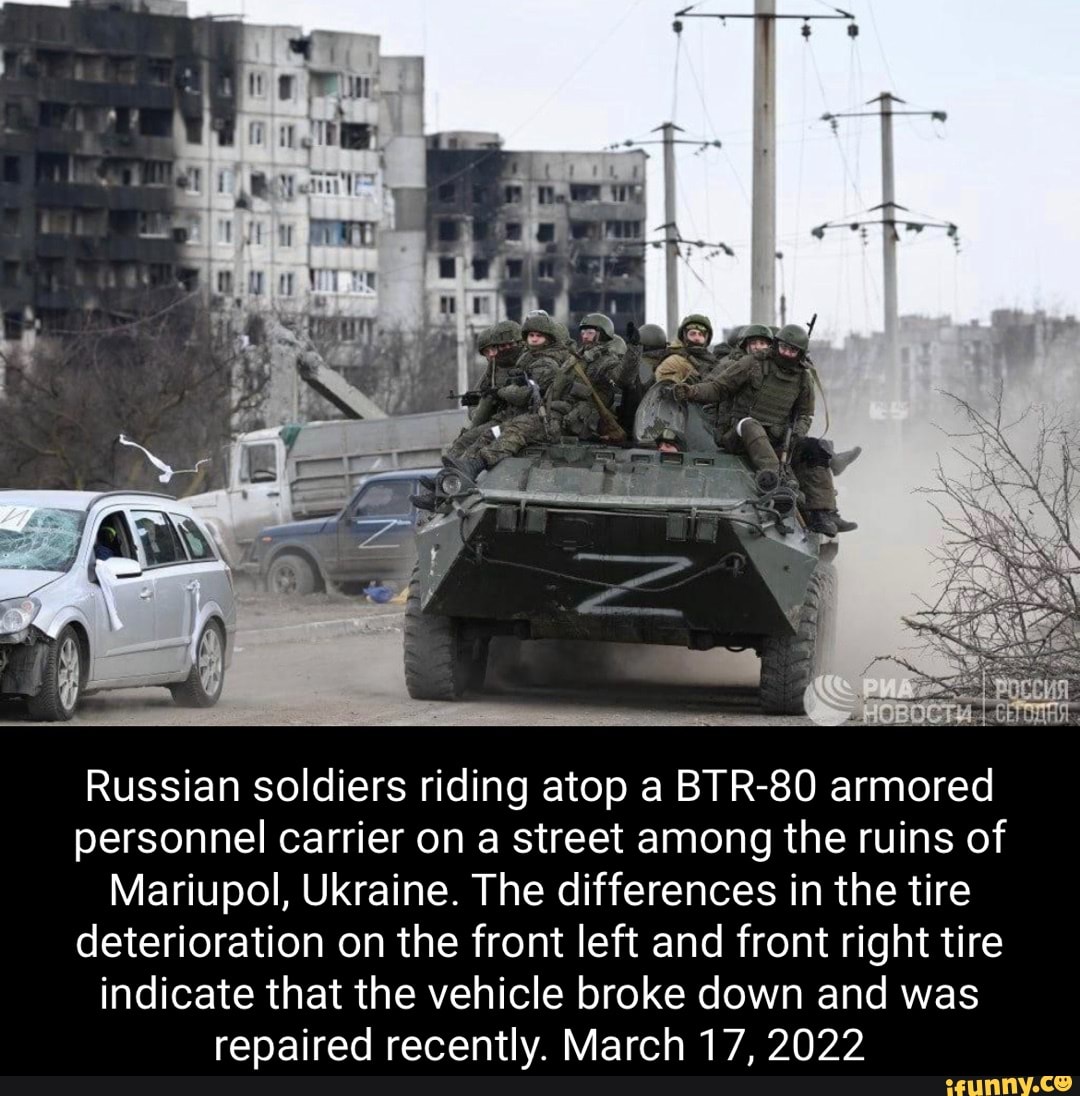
[184,321,466,563]
[184,411,466,565]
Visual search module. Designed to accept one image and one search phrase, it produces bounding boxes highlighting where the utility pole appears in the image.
[814,94,955,433]
[659,121,682,337]
[675,4,856,324]
[876,92,901,411]
[613,123,723,338]
[751,0,777,326]
[455,255,469,398]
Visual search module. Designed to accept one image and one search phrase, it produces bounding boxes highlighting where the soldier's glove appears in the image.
[549,399,572,414]
[568,380,592,400]
[505,370,528,385]
[496,385,533,407]
[625,321,641,346]
[672,383,692,402]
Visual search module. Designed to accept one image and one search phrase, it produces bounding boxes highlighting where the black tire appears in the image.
[266,553,316,596]
[26,626,82,722]
[403,569,469,700]
[170,619,226,708]
[465,636,491,693]
[759,561,837,715]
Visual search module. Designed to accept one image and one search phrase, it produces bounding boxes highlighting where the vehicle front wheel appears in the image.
[171,620,226,708]
[266,553,316,596]
[759,561,837,715]
[403,570,470,700]
[27,626,82,722]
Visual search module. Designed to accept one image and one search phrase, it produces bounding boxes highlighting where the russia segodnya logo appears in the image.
[804,674,858,725]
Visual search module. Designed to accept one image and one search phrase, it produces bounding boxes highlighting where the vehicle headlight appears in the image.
[0,598,40,635]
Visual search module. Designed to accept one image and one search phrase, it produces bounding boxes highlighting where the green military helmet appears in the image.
[738,323,774,348]
[776,323,810,355]
[522,310,560,342]
[476,319,522,353]
[553,322,571,346]
[579,312,615,340]
[638,323,668,350]
[677,313,713,346]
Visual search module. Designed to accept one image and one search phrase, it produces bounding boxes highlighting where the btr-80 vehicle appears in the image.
[402,385,838,715]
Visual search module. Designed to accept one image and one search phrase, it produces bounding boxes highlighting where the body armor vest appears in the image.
[727,357,807,428]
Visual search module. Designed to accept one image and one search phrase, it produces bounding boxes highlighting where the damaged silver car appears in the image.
[0,491,236,721]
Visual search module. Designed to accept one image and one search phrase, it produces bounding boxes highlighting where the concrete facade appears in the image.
[0,0,424,365]
[425,132,647,343]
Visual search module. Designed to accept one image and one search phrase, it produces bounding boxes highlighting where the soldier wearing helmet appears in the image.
[653,313,719,386]
[673,321,857,537]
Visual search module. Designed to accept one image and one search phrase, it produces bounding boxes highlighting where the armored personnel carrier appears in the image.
[402,386,838,715]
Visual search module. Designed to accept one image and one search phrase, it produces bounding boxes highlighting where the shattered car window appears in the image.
[0,506,85,572]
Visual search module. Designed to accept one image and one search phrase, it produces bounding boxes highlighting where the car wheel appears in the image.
[266,553,316,596]
[170,620,226,708]
[27,626,82,722]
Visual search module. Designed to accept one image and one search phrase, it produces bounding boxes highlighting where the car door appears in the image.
[129,508,197,675]
[336,478,418,583]
[88,510,160,681]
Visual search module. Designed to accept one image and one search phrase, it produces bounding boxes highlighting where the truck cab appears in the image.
[185,429,287,562]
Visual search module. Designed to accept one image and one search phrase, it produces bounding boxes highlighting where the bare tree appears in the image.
[0,294,267,493]
[306,312,458,417]
[891,389,1080,699]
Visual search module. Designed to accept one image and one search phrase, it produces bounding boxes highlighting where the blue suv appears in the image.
[249,469,435,595]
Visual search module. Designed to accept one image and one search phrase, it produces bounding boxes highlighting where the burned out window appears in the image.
[278,74,295,100]
[536,223,555,243]
[2,156,19,183]
[473,219,489,241]
[147,59,171,85]
[472,258,490,280]
[504,295,522,322]
[505,259,522,279]
[437,219,458,242]
[341,123,374,150]
[437,182,456,202]
[139,110,172,137]
[504,185,522,204]
[438,257,455,279]
[537,259,555,279]
[185,117,203,144]
[505,222,522,242]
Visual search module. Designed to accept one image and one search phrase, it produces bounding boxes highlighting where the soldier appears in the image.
[653,314,719,385]
[673,322,857,536]
[444,320,524,458]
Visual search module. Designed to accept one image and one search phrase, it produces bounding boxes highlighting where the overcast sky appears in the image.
[38,0,1080,341]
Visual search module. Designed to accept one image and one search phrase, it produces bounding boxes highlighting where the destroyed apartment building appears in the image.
[425,131,647,336]
[0,0,426,355]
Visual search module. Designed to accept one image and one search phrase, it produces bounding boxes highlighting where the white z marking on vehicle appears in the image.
[573,553,692,618]
[356,519,409,549]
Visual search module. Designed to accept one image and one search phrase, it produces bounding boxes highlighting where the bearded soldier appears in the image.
[674,323,857,536]
[653,314,719,385]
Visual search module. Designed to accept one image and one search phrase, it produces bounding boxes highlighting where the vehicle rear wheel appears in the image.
[27,626,82,722]
[170,620,226,708]
[759,561,837,715]
[403,569,469,700]
[266,553,316,596]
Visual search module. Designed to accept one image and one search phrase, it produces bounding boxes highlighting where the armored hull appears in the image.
[404,432,838,715]
[417,443,821,647]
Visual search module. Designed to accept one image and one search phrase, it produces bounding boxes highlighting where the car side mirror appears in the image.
[98,556,142,579]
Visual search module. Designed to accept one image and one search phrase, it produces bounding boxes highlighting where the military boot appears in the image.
[831,511,858,533]
[442,454,487,482]
[830,446,862,476]
[806,510,839,536]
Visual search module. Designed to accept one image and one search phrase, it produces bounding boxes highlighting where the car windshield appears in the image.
[0,505,85,572]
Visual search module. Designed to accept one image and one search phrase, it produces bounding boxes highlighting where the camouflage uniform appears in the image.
[681,346,837,511]
[446,320,524,460]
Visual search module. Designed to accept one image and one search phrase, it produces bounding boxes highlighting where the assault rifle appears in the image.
[778,312,817,468]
